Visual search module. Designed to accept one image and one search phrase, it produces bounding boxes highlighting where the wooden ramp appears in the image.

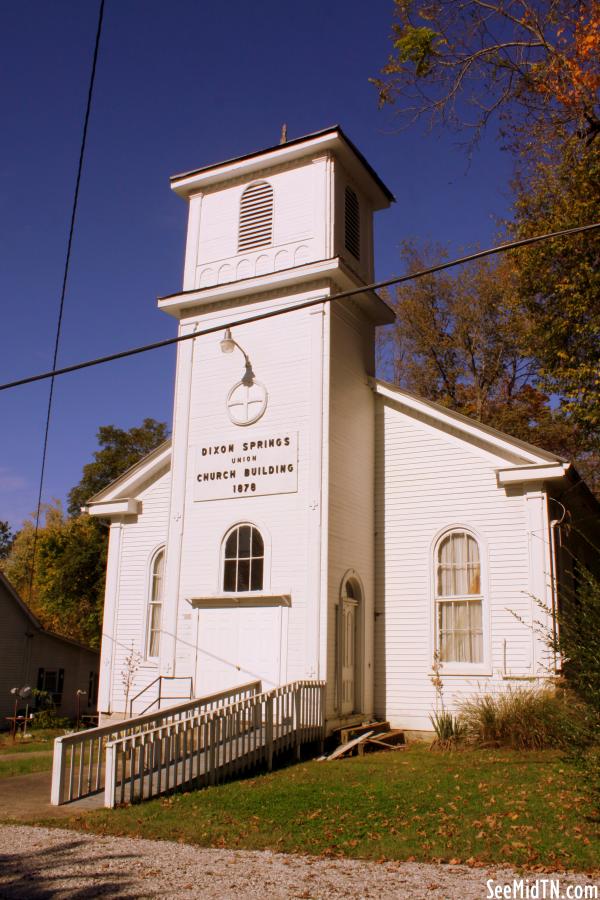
[52,680,325,809]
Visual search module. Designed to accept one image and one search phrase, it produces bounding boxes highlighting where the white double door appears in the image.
[194,606,282,696]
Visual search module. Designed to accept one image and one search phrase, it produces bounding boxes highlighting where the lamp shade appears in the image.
[220,328,236,354]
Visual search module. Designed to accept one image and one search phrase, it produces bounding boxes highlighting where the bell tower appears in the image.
[159,127,394,724]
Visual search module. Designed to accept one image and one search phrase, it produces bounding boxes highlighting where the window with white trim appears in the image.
[238,181,273,252]
[146,548,164,658]
[223,524,264,592]
[436,531,483,663]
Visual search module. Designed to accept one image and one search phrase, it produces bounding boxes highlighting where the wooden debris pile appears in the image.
[324,721,406,760]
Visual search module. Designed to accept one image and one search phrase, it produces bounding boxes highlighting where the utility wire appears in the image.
[1,220,598,395]
[26,0,105,602]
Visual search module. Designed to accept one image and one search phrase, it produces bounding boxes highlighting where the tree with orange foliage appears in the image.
[374,2,600,485]
[374,0,599,147]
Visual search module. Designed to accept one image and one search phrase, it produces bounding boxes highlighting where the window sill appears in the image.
[430,666,492,678]
[187,592,291,609]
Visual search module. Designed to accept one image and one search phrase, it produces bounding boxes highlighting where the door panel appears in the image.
[341,599,357,715]
[195,607,281,695]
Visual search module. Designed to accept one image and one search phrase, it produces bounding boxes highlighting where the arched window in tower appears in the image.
[238,181,274,252]
[344,186,360,260]
[436,531,483,663]
[223,524,264,592]
[146,548,165,659]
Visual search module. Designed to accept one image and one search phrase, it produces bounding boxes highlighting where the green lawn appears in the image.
[0,754,54,779]
[49,745,599,871]
[0,729,62,754]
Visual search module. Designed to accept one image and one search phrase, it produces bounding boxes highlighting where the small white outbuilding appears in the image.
[87,127,597,735]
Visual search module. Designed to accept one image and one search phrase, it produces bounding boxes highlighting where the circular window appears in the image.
[226,379,268,426]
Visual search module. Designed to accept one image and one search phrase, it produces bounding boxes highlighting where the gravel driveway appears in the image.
[0,825,597,899]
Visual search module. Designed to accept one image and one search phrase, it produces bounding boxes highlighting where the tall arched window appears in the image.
[223,524,264,592]
[238,181,273,252]
[146,548,165,659]
[436,531,483,663]
[344,186,360,259]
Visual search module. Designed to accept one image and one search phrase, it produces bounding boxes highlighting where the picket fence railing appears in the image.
[51,680,261,806]
[103,679,325,808]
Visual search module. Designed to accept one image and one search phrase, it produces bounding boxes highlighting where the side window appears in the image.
[223,524,264,592]
[344,186,360,260]
[238,181,273,252]
[88,670,99,708]
[37,668,65,706]
[436,531,483,664]
[146,548,165,659]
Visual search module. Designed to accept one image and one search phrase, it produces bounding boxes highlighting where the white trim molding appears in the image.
[187,593,291,608]
[496,463,570,486]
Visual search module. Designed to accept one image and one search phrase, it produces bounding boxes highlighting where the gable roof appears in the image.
[373,379,567,469]
[0,571,42,629]
[0,572,98,653]
[84,439,172,514]
[85,381,579,518]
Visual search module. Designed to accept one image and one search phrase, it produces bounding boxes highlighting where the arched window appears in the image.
[344,186,360,260]
[238,181,273,252]
[146,548,165,659]
[436,531,483,663]
[223,524,264,592]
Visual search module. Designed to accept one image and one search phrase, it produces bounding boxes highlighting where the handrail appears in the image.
[128,675,160,716]
[103,679,326,808]
[51,680,261,805]
[129,675,194,717]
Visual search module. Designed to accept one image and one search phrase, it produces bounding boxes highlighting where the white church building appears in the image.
[87,127,592,736]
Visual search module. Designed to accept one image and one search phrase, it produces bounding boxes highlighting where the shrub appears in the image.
[429,709,466,750]
[458,685,593,750]
[29,689,71,731]
[554,563,600,717]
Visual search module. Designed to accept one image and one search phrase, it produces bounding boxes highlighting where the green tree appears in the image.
[68,418,169,516]
[2,418,169,647]
[1,502,106,648]
[0,520,14,560]
[511,140,600,442]
[378,243,589,465]
[375,1,600,479]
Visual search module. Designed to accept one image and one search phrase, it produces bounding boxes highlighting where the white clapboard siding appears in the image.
[172,296,328,694]
[326,302,376,717]
[108,470,171,713]
[374,395,545,731]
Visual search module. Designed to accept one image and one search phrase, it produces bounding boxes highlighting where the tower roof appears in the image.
[170,126,395,209]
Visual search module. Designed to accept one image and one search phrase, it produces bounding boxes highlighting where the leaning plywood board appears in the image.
[327,730,374,761]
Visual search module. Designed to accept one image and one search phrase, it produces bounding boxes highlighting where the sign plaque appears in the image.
[194,432,298,501]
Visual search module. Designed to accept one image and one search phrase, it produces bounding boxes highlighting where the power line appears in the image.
[1,221,598,395]
[26,0,105,602]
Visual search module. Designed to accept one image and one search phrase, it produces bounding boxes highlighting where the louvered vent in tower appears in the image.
[238,181,274,252]
[344,186,360,260]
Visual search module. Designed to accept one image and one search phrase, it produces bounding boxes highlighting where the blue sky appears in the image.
[0,0,514,529]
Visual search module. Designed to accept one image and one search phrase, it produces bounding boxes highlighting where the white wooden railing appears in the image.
[104,680,325,808]
[51,681,261,805]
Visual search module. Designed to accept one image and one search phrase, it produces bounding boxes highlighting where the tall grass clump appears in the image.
[459,685,593,750]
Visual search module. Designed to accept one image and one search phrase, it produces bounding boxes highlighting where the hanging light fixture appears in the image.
[219,328,236,354]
